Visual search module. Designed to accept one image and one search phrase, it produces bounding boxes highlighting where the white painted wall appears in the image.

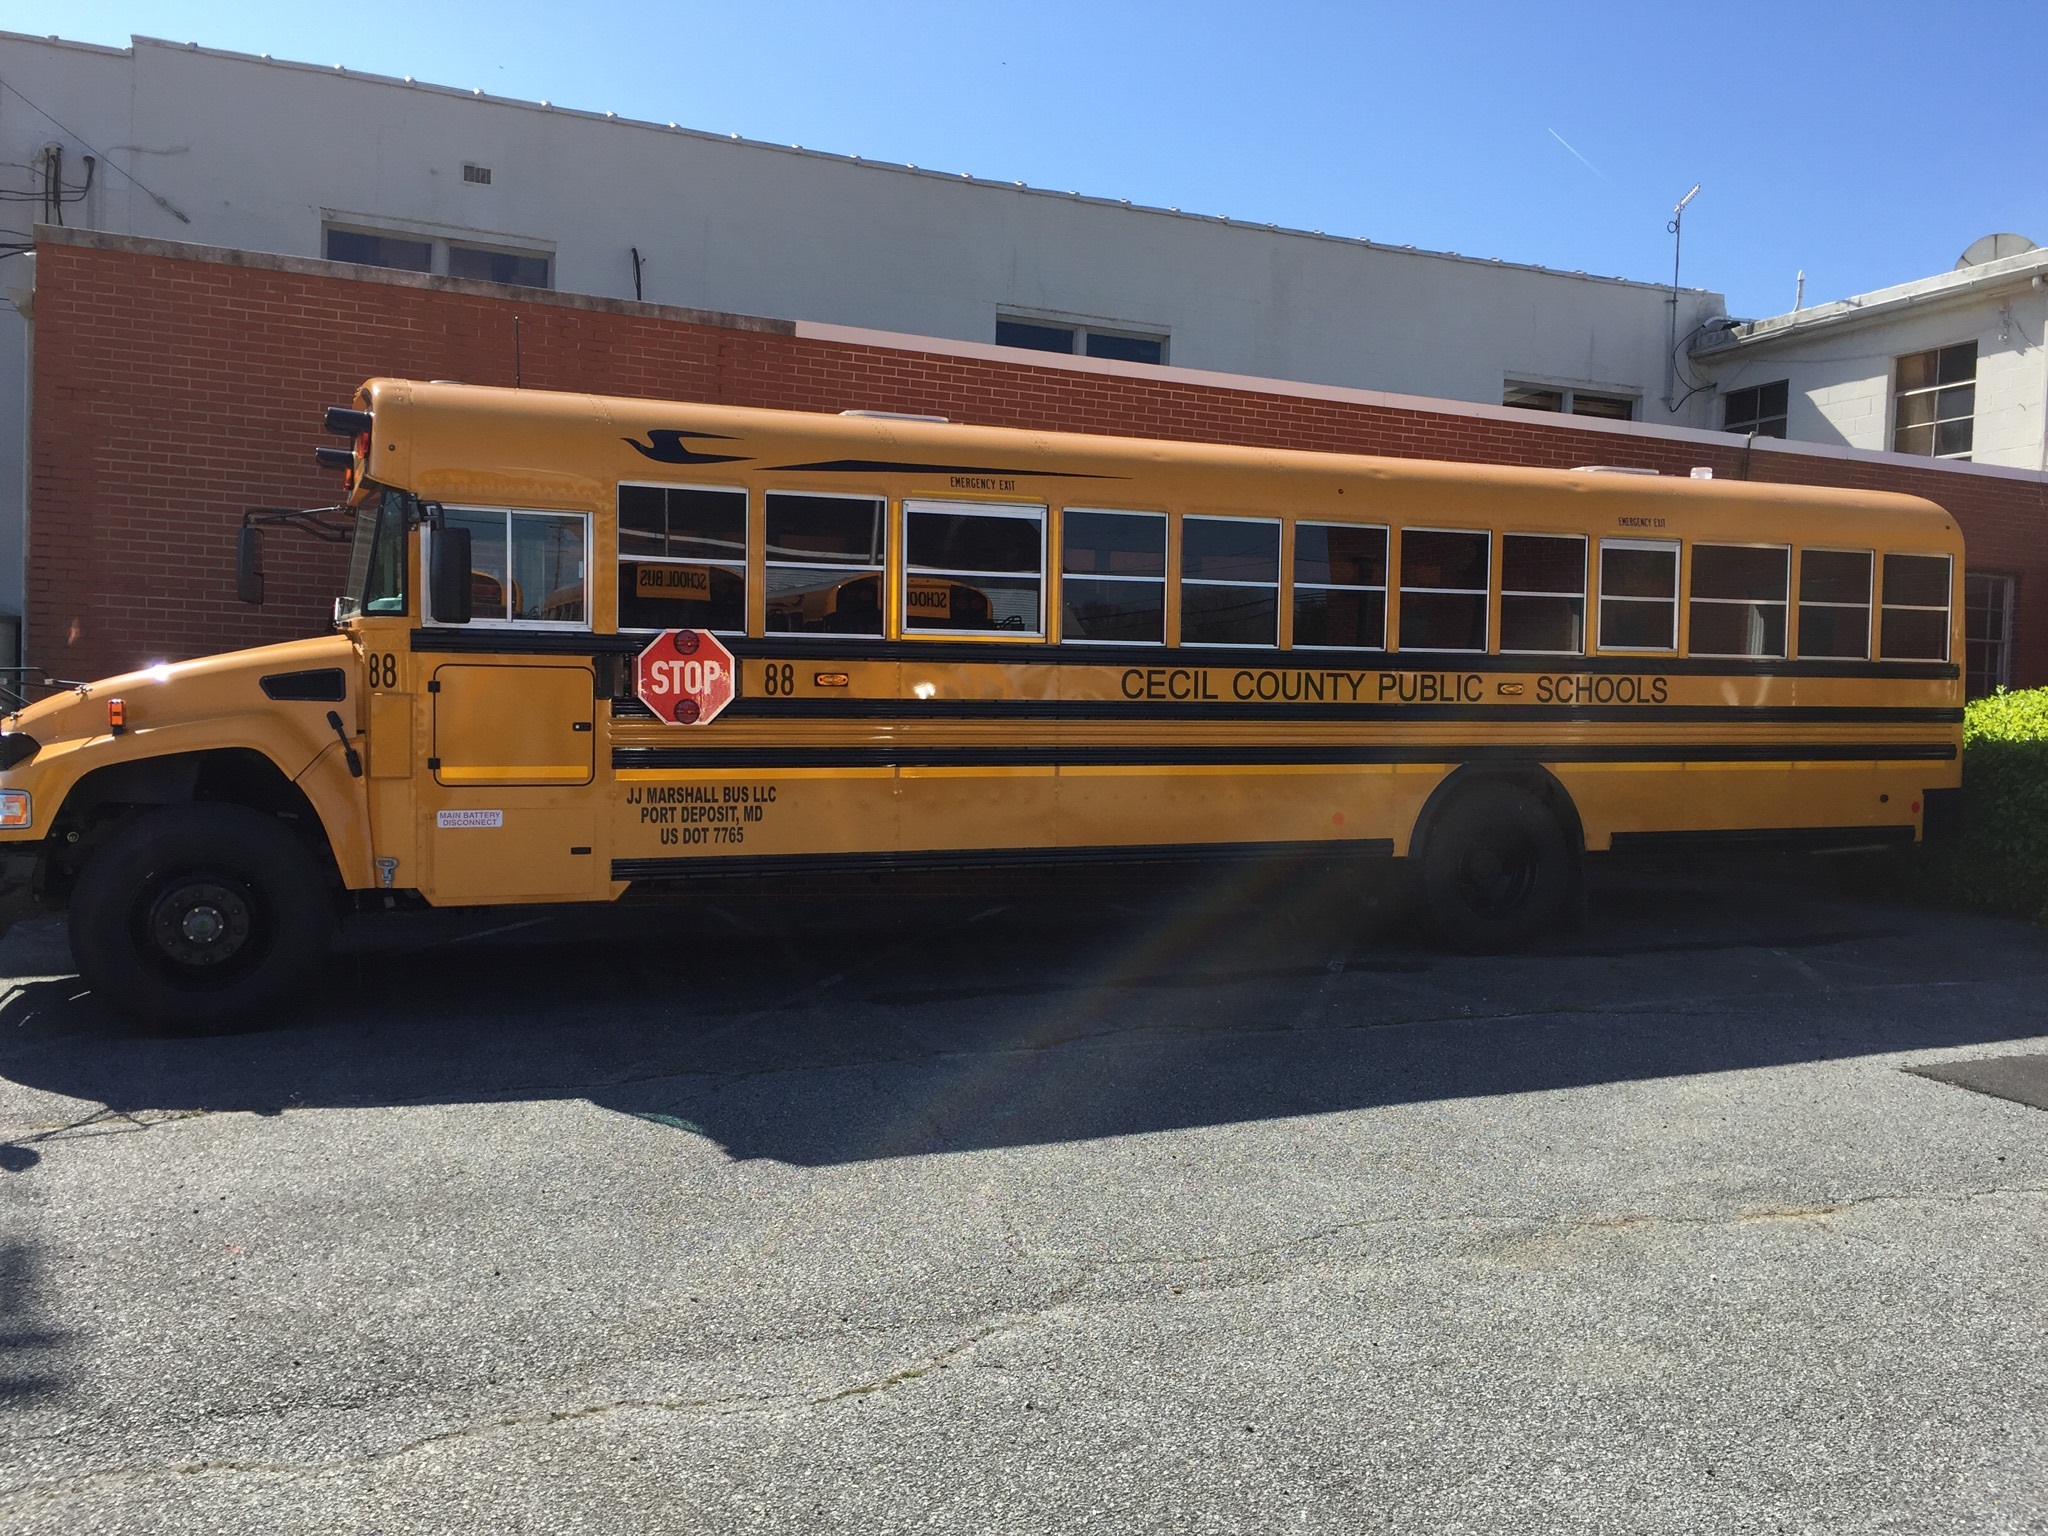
[0,29,1728,632]
[1692,263,2048,472]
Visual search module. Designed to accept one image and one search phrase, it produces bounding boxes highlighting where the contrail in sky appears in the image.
[1548,128,1610,182]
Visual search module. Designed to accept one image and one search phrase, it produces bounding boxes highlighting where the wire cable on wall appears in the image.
[0,75,191,225]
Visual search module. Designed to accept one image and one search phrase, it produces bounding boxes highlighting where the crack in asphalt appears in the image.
[0,1303,1076,1508]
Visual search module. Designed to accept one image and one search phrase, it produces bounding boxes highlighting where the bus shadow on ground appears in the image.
[1,859,2044,1166]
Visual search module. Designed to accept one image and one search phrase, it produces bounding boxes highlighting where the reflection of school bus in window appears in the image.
[0,379,1965,1029]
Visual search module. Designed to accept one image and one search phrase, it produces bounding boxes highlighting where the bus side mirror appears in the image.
[236,525,265,605]
[431,526,472,624]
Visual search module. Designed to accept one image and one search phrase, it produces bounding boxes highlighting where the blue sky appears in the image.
[20,1,2048,317]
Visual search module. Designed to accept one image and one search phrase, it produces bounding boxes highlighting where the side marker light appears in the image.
[107,698,127,734]
[0,790,29,829]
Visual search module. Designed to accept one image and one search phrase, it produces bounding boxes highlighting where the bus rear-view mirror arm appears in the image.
[235,504,355,606]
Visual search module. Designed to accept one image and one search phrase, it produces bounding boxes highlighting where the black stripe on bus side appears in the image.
[728,637,1962,680]
[411,628,1961,681]
[1609,826,1916,854]
[611,838,1396,884]
[612,741,1958,771]
[716,698,1965,726]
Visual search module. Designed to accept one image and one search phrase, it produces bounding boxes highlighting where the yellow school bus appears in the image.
[0,380,1964,1026]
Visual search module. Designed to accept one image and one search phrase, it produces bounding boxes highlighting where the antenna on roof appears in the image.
[1661,184,1701,413]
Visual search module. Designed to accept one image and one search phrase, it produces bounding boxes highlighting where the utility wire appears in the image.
[0,75,190,224]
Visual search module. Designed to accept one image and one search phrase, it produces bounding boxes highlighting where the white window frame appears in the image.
[424,505,593,630]
[1879,551,1954,663]
[995,312,1170,365]
[1795,547,1874,662]
[322,216,554,288]
[1596,537,1679,654]
[1060,507,1168,647]
[1498,532,1587,657]
[762,489,888,641]
[1686,542,1790,660]
[1965,572,2016,696]
[1891,344,1976,460]
[902,499,1047,639]
[1397,526,1492,654]
[1291,521,1389,652]
[616,480,748,636]
[1180,514,1282,649]
[1502,380,1638,421]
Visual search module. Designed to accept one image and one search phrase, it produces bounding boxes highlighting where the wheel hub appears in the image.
[148,878,253,969]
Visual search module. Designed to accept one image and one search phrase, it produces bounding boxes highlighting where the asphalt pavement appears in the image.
[0,857,2044,1534]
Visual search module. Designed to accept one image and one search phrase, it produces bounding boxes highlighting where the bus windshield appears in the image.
[339,491,410,619]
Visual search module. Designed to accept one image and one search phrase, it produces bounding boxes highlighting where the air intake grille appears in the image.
[462,163,492,185]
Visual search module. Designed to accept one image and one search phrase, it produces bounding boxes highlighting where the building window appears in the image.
[1722,380,1789,438]
[432,507,589,626]
[1293,523,1387,650]
[1062,509,1166,644]
[1689,544,1789,658]
[1892,342,1976,459]
[1964,572,2015,697]
[1180,516,1279,646]
[1398,529,1490,652]
[618,484,746,634]
[448,243,551,289]
[324,223,552,289]
[1879,552,1952,661]
[1499,534,1585,654]
[764,492,885,636]
[1797,549,1872,660]
[903,500,1045,635]
[1503,381,1636,421]
[1598,540,1678,651]
[996,316,1167,366]
[325,227,431,272]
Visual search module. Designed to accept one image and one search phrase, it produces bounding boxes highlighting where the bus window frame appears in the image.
[1794,546,1874,662]
[1179,513,1283,650]
[1878,550,1955,663]
[901,498,1048,640]
[1291,520,1390,652]
[1686,540,1791,660]
[1058,506,1169,647]
[1596,536,1680,654]
[762,488,888,640]
[1396,525,1492,655]
[616,480,749,637]
[1497,530,1588,657]
[422,504,594,631]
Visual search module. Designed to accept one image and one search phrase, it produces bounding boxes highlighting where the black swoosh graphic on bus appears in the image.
[768,458,1118,478]
[624,430,751,465]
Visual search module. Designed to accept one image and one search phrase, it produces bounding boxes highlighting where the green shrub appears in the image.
[1931,687,2048,921]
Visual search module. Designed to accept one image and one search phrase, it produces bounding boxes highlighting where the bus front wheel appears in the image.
[1417,783,1572,953]
[69,804,333,1031]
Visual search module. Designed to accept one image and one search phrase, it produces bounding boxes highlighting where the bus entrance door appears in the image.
[424,662,599,903]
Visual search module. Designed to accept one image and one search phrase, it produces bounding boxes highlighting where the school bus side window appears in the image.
[1797,549,1872,659]
[1398,528,1489,652]
[1498,534,1585,654]
[618,484,746,633]
[1062,509,1165,643]
[1689,544,1789,658]
[765,492,885,636]
[904,500,1046,635]
[1293,523,1387,650]
[433,506,590,626]
[1880,552,1953,660]
[1597,539,1678,652]
[1182,516,1279,646]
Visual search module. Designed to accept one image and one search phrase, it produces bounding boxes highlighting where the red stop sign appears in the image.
[635,629,738,725]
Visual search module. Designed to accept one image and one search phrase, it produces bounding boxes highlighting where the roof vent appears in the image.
[462,163,493,185]
[1956,232,2035,268]
[840,409,949,423]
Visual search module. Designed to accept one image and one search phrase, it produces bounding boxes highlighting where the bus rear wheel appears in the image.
[1418,783,1573,953]
[69,804,333,1032]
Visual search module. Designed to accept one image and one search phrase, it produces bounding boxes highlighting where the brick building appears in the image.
[26,226,2048,690]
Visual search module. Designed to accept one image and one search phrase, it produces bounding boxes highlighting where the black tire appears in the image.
[69,804,333,1032]
[1418,783,1574,953]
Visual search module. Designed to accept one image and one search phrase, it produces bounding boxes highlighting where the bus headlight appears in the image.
[0,791,30,829]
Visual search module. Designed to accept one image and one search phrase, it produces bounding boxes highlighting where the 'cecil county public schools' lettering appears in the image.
[1117,667,1670,706]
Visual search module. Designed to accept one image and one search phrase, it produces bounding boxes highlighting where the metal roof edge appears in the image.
[1698,249,2048,356]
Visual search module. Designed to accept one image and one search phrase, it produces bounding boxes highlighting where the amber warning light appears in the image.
[106,698,126,734]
